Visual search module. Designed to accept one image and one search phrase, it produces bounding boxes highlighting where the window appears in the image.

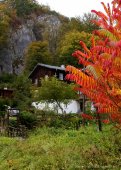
[45,75,49,80]
[35,78,38,85]
[59,73,63,80]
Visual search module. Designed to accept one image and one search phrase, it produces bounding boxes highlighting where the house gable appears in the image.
[29,63,66,86]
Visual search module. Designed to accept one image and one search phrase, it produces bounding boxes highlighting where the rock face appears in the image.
[36,15,61,53]
[0,14,61,74]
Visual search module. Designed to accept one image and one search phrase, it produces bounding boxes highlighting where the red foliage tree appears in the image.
[66,0,121,127]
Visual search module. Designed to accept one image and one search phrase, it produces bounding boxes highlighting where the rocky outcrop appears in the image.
[0,14,61,74]
[36,15,61,53]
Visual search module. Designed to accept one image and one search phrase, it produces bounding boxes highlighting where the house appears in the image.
[29,63,66,86]
[29,63,88,113]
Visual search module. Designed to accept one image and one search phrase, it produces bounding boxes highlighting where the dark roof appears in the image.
[29,63,65,78]
[0,88,14,92]
[37,63,65,70]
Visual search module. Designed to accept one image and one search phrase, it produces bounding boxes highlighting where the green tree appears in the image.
[0,73,16,88]
[0,73,32,111]
[57,30,93,67]
[81,12,99,33]
[11,74,32,110]
[57,17,84,47]
[5,0,39,17]
[57,14,99,44]
[33,77,78,114]
[24,41,52,74]
[58,17,84,38]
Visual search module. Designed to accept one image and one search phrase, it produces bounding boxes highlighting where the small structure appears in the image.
[0,107,27,138]
[0,88,14,98]
[7,108,20,121]
[0,88,27,137]
[29,63,66,86]
[7,108,20,137]
[7,108,20,128]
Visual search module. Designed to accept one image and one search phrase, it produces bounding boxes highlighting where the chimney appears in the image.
[60,65,65,69]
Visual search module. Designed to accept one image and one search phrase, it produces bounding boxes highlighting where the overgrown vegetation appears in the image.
[0,73,32,110]
[0,126,121,169]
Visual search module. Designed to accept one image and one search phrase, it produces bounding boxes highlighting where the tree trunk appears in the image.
[56,101,65,114]
[96,112,102,132]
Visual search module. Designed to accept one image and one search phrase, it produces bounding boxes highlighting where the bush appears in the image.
[36,110,82,129]
[9,118,18,127]
[19,111,37,129]
[56,114,80,130]
[0,98,10,111]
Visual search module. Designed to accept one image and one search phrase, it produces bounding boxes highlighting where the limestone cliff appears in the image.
[0,14,62,74]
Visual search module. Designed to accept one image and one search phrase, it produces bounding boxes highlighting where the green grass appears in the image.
[0,125,121,170]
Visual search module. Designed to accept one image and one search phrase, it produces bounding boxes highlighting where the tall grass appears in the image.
[0,125,121,169]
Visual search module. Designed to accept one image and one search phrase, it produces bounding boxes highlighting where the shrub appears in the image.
[19,111,37,129]
[9,118,18,127]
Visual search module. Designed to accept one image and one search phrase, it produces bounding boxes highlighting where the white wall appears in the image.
[32,100,80,114]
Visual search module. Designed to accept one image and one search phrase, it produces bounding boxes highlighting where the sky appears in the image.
[37,0,112,18]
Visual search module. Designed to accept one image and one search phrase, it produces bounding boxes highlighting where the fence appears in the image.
[0,125,28,138]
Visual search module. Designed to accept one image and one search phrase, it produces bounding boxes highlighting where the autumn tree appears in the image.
[58,14,99,41]
[66,0,121,127]
[0,2,10,49]
[4,0,39,17]
[0,1,23,73]
[24,41,52,73]
[57,30,93,67]
[60,17,84,34]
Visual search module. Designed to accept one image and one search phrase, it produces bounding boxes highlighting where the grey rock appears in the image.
[0,14,61,74]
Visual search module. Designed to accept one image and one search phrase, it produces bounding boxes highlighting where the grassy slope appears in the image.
[0,125,121,170]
